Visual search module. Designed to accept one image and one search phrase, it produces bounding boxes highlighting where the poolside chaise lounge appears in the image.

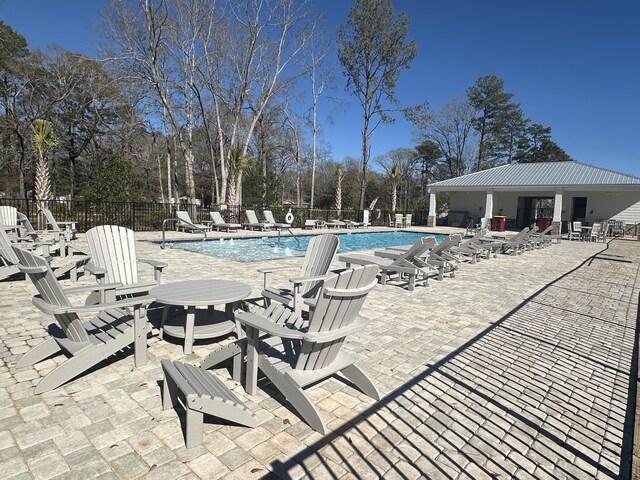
[382,234,461,280]
[326,220,346,228]
[207,211,241,232]
[339,236,437,290]
[259,233,339,314]
[244,210,273,230]
[263,210,291,229]
[176,211,210,233]
[12,247,154,394]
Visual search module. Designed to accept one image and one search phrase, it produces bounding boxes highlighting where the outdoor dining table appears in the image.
[150,279,252,355]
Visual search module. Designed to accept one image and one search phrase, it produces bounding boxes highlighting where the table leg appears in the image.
[133,307,147,367]
[245,325,259,396]
[184,305,195,354]
[159,305,170,340]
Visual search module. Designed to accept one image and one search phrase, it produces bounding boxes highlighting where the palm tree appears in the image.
[334,164,346,214]
[227,145,253,220]
[31,119,57,229]
[390,162,400,213]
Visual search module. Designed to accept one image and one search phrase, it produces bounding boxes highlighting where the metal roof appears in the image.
[430,162,640,190]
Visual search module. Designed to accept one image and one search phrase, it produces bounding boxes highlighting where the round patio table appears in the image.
[150,279,251,354]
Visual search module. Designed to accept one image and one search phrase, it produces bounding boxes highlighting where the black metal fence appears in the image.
[0,197,432,232]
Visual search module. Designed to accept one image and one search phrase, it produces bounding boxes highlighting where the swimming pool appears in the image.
[171,231,448,262]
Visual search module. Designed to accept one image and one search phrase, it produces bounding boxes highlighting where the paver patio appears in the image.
[1,228,637,479]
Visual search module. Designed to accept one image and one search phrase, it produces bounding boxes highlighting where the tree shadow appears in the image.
[263,240,639,479]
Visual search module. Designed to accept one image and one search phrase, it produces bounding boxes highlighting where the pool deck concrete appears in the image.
[1,227,638,479]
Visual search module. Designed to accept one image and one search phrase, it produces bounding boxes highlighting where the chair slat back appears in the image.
[176,211,194,228]
[298,234,339,296]
[405,214,412,226]
[295,264,378,371]
[398,236,439,265]
[0,206,17,226]
[245,210,259,224]
[0,228,20,265]
[40,208,61,230]
[263,210,276,224]
[210,211,225,225]
[362,210,369,226]
[427,234,458,258]
[86,225,138,285]
[572,221,582,232]
[12,246,90,343]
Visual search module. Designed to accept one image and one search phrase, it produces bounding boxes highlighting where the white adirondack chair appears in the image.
[85,225,167,303]
[236,264,381,434]
[12,247,153,394]
[259,233,339,314]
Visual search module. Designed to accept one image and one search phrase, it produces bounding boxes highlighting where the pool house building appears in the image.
[427,161,640,234]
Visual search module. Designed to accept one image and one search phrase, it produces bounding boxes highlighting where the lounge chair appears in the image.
[85,225,167,303]
[207,211,241,232]
[339,236,437,290]
[501,227,535,255]
[325,220,346,228]
[244,210,273,230]
[469,229,506,258]
[381,234,461,280]
[176,211,210,233]
[259,233,339,314]
[263,210,291,229]
[232,264,381,434]
[12,247,154,394]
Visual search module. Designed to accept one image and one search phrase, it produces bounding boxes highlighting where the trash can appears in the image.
[491,216,506,232]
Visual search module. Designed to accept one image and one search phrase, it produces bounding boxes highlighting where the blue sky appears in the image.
[1,0,638,175]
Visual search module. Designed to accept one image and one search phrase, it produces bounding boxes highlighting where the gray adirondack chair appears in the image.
[339,237,437,290]
[0,205,21,237]
[40,207,77,241]
[85,225,167,303]
[208,211,241,232]
[244,210,273,230]
[0,228,86,281]
[176,211,210,233]
[236,264,381,434]
[259,233,339,314]
[12,247,153,394]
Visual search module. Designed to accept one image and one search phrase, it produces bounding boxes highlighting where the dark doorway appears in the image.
[572,197,587,222]
[516,197,554,229]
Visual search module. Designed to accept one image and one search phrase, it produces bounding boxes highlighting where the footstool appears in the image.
[161,360,257,448]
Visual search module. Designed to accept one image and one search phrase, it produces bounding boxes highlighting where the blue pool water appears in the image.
[172,231,448,262]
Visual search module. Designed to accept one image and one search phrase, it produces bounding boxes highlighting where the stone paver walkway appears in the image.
[1,228,637,479]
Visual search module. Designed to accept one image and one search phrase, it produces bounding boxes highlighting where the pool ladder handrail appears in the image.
[161,217,207,249]
[276,227,301,247]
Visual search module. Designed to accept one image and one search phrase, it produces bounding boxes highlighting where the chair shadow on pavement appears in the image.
[265,240,640,479]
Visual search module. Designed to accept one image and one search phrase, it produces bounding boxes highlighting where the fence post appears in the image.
[132,202,136,231]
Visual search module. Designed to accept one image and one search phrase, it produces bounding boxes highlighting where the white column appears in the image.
[428,193,436,217]
[483,190,494,219]
[427,192,437,227]
[553,190,563,222]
